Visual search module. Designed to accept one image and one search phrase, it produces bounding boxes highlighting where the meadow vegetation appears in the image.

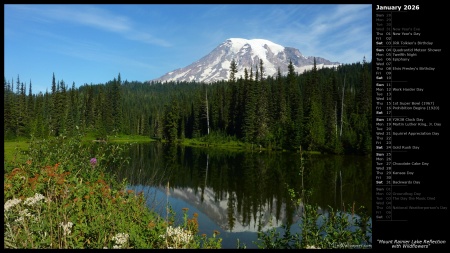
[3,132,221,249]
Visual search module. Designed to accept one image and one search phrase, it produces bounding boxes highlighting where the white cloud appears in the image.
[7,4,171,47]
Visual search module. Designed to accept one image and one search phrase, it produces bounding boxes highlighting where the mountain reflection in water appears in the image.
[110,143,372,248]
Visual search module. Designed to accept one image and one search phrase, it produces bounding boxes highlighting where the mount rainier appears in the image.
[151,38,340,83]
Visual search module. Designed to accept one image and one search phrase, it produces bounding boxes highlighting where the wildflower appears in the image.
[112,233,129,249]
[59,221,74,236]
[4,198,22,212]
[90,157,97,167]
[15,209,33,222]
[23,193,46,206]
[160,226,193,246]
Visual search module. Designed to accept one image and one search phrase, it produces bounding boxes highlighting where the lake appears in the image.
[108,142,372,249]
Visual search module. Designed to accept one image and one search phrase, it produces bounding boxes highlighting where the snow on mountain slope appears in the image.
[151,38,340,84]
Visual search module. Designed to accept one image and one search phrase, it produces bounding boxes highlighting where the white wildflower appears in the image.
[59,221,74,236]
[160,226,193,248]
[19,209,32,217]
[14,208,33,222]
[4,198,22,212]
[112,233,129,248]
[24,193,46,206]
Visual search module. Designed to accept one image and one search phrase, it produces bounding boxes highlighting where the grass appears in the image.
[180,138,323,155]
[104,134,155,144]
[4,134,153,162]
[179,132,324,154]
[181,138,249,151]
[4,140,30,164]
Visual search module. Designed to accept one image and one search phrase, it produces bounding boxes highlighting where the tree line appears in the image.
[4,57,372,155]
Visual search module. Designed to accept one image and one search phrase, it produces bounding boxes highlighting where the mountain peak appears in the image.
[224,38,286,58]
[151,38,339,84]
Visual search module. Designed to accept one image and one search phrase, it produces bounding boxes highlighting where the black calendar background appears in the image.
[371,1,448,250]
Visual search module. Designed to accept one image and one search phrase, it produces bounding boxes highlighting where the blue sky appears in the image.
[5,4,372,94]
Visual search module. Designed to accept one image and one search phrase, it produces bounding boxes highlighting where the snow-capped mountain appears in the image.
[151,38,340,83]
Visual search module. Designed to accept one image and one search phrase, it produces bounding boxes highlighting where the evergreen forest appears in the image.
[4,58,372,155]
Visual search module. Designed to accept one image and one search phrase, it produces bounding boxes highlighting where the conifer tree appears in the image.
[286,60,302,149]
[26,80,34,136]
[255,59,269,145]
[227,59,238,135]
[59,80,68,135]
[112,73,122,133]
[33,92,45,138]
[272,68,288,148]
[50,73,59,136]
[15,76,27,136]
[304,58,325,151]
[66,82,77,135]
[243,67,257,143]
[4,78,14,138]
[85,84,95,130]
[163,100,180,142]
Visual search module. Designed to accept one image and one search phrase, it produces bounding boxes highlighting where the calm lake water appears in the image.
[109,142,372,249]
